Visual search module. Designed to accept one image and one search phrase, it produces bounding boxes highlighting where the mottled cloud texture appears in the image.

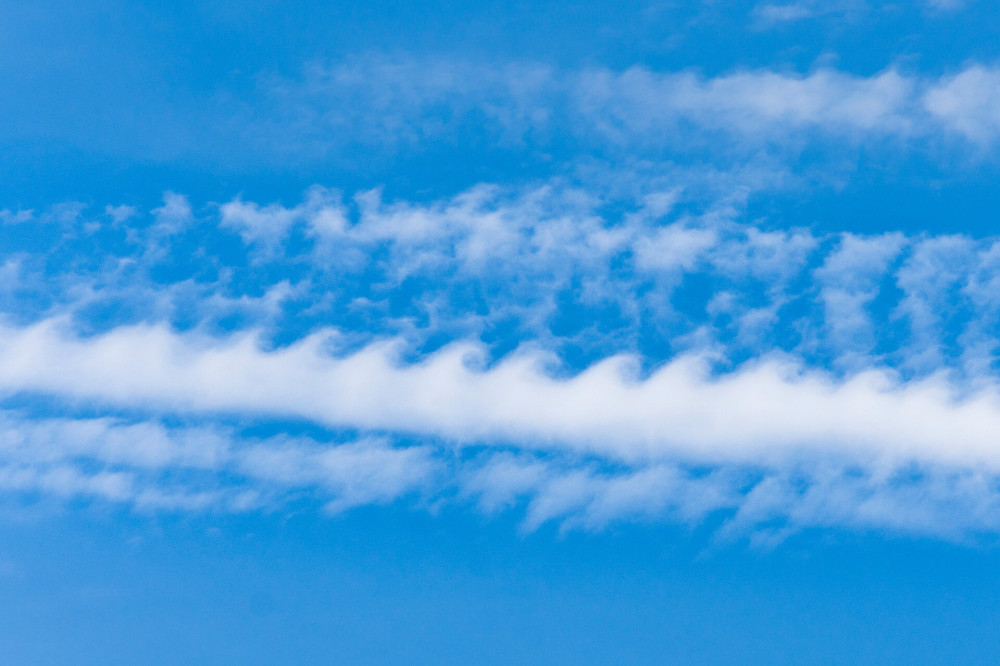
[7,13,1000,541]
[4,160,1000,543]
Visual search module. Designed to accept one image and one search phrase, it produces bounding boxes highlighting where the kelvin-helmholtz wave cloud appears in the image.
[8,52,1000,543]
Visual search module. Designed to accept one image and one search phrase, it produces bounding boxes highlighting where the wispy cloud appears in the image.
[2,408,1000,542]
[5,182,1000,540]
[10,183,1000,377]
[924,65,1000,144]
[0,414,438,513]
[237,57,1000,162]
[753,4,817,26]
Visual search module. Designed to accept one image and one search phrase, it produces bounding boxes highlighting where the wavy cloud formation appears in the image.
[0,318,998,468]
[3,184,1000,541]
[3,184,999,376]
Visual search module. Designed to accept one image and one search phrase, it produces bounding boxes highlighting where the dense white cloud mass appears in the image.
[2,181,1000,541]
[2,317,1000,470]
[7,32,1000,542]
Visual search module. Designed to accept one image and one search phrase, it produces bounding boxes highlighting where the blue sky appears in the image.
[5,1,1000,663]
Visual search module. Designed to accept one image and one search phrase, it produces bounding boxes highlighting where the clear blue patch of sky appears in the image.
[0,508,997,665]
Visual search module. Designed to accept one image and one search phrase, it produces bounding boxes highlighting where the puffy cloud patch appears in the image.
[2,184,1000,541]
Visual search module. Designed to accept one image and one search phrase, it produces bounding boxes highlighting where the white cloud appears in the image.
[151,192,192,235]
[220,199,299,251]
[0,413,438,513]
[924,65,1000,144]
[633,224,718,274]
[925,0,967,11]
[9,183,1000,540]
[814,233,906,366]
[243,57,1000,158]
[238,438,440,512]
[219,186,348,260]
[710,226,818,283]
[750,0,872,28]
[12,182,1000,379]
[3,319,1000,474]
[582,67,915,138]
[1,406,999,541]
[893,235,976,372]
[753,4,816,25]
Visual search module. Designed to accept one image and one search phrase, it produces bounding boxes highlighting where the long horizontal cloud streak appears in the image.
[250,59,1000,156]
[2,409,1000,540]
[2,320,1000,469]
[0,413,438,512]
[5,183,1000,539]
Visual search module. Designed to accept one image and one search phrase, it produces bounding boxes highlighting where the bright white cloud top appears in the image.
[5,318,1000,469]
[4,169,1000,542]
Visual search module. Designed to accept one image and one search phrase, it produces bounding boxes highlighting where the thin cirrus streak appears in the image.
[5,408,1000,542]
[244,59,1000,157]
